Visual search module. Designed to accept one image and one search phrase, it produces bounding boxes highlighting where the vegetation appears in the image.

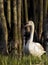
[0,54,48,65]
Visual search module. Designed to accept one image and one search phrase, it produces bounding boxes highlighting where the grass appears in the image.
[0,54,48,65]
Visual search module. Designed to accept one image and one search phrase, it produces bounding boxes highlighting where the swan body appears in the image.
[23,21,46,57]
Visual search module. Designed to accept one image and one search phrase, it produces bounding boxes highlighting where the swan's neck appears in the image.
[23,22,34,47]
[29,23,34,42]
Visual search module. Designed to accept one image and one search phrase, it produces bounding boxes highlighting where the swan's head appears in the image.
[25,20,34,33]
[25,21,34,27]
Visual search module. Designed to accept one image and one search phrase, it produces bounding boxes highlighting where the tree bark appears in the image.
[43,0,47,25]
[12,0,18,54]
[17,0,22,56]
[33,0,37,29]
[24,0,28,23]
[24,0,30,32]
[39,0,43,40]
[7,0,11,28]
[0,0,8,54]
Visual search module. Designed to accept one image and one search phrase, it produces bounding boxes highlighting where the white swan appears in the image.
[23,21,46,57]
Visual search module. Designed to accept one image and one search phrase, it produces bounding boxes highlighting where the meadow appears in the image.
[0,54,48,65]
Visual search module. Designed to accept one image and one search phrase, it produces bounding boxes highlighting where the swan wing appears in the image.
[34,42,44,50]
[28,43,41,56]
[25,42,45,56]
[29,43,45,56]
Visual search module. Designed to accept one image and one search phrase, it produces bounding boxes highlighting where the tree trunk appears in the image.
[7,0,11,28]
[39,0,43,40]
[24,0,30,32]
[24,0,28,23]
[12,0,18,54]
[43,0,47,25]
[43,0,47,51]
[0,0,8,54]
[33,0,37,29]
[17,0,22,56]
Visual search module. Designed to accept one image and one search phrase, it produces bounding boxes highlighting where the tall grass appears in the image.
[0,54,48,65]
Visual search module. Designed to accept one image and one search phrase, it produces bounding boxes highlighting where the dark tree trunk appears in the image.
[7,0,11,28]
[12,0,18,54]
[0,0,8,54]
[39,0,43,40]
[17,0,22,56]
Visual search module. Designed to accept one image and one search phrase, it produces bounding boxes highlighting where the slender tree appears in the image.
[33,0,37,29]
[43,0,47,25]
[12,0,18,54]
[24,0,28,23]
[39,0,43,40]
[7,0,11,28]
[33,0,40,31]
[17,0,22,56]
[24,0,30,32]
[0,0,8,54]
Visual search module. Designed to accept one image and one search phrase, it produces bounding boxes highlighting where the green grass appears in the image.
[0,54,48,65]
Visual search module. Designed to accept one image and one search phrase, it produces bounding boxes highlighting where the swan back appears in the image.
[27,42,46,57]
